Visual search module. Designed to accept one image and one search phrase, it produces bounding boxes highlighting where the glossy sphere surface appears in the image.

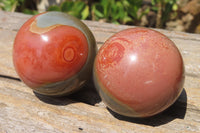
[13,12,96,96]
[93,28,184,117]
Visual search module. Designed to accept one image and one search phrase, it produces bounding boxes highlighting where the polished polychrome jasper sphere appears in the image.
[93,28,185,117]
[13,11,97,96]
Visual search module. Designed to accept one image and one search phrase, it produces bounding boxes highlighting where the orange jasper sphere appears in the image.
[13,12,96,96]
[93,28,184,117]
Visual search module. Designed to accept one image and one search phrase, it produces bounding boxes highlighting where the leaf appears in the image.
[112,20,120,24]
[138,8,150,20]
[152,6,158,11]
[117,2,126,20]
[71,1,86,18]
[103,0,110,16]
[122,0,130,8]
[61,1,73,12]
[73,1,85,12]
[81,5,89,20]
[122,15,132,24]
[92,3,104,18]
[128,7,137,19]
[23,9,38,15]
[172,3,178,11]
[94,8,104,18]
[48,5,61,11]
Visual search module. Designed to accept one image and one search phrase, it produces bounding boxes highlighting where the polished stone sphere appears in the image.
[13,11,97,96]
[93,28,185,117]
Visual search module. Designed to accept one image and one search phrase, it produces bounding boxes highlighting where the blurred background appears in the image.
[0,0,199,34]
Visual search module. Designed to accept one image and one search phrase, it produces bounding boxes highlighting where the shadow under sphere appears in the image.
[108,88,187,126]
[34,79,101,106]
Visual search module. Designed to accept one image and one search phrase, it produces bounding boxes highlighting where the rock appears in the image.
[177,0,190,8]
[166,20,185,32]
[182,13,194,29]
[166,13,195,32]
[181,0,200,15]
[166,0,200,33]
[140,15,148,26]
[195,24,200,33]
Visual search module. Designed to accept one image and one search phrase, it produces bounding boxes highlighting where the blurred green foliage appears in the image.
[48,1,89,20]
[0,0,23,12]
[0,0,178,27]
[0,0,38,14]
[48,0,149,25]
[91,0,149,24]
[152,0,178,27]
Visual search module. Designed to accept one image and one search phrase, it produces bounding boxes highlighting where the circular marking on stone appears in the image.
[98,42,125,69]
[63,47,75,62]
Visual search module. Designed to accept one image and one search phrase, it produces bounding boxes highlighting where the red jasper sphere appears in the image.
[93,28,185,117]
[13,12,96,96]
